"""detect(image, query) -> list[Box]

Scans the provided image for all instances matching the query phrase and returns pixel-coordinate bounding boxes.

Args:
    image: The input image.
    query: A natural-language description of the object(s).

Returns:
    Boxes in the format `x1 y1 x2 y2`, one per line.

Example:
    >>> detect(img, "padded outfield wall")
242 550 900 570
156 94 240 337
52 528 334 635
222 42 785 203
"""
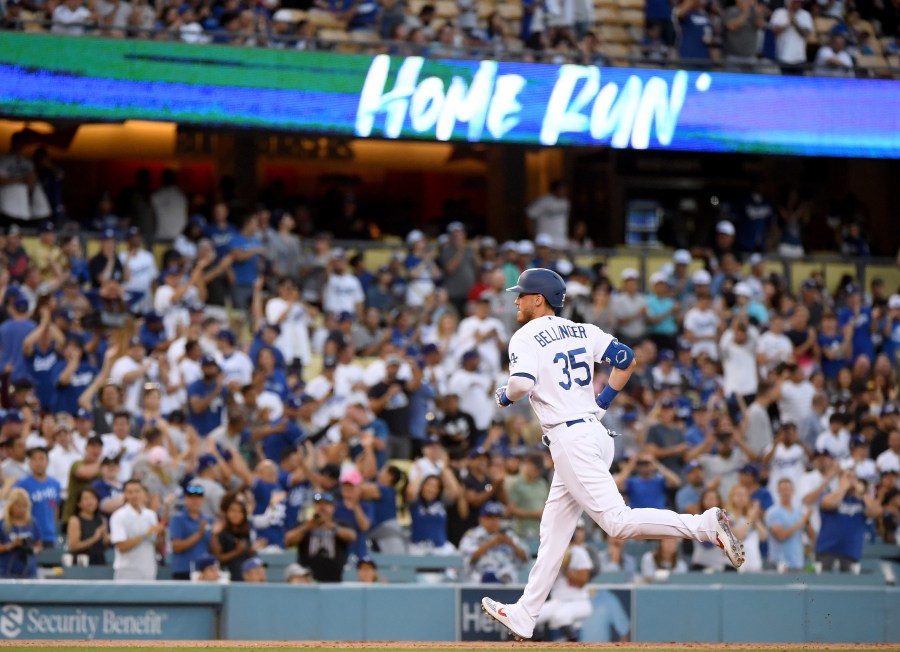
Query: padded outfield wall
0 581 897 643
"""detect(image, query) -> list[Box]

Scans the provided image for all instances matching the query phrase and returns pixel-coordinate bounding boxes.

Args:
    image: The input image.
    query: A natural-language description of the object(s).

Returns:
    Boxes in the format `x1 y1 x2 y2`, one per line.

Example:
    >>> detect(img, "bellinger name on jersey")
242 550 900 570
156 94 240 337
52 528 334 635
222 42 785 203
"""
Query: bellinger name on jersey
533 324 588 347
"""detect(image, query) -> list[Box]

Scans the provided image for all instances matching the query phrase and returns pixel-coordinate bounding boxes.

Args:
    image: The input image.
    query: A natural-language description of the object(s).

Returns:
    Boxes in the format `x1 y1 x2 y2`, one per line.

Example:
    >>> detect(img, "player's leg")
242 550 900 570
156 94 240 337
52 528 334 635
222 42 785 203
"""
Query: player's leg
482 466 582 639
554 423 743 566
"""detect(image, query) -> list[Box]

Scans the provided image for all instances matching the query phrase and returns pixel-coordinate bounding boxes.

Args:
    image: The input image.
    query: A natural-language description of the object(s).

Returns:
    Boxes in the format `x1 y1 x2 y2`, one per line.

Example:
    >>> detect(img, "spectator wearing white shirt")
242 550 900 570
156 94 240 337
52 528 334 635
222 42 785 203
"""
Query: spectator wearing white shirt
118 227 158 313
770 0 813 72
757 314 793 377
322 249 364 317
110 337 151 415
682 270 720 360
815 413 851 460
454 297 507 375
447 350 495 432
876 430 900 473
814 34 854 77
96 0 132 35
265 277 312 370
48 426 83 501
762 421 810 494
0 133 39 224
215 330 253 390
101 412 144 483
51 0 96 35
110 480 164 581
720 318 759 404
778 363 815 430
609 268 648 347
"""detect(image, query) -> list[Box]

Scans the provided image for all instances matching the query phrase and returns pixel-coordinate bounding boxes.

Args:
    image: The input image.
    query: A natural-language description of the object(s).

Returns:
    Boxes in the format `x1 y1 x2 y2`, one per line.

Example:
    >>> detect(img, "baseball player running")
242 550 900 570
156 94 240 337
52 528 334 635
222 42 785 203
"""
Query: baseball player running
482 268 744 640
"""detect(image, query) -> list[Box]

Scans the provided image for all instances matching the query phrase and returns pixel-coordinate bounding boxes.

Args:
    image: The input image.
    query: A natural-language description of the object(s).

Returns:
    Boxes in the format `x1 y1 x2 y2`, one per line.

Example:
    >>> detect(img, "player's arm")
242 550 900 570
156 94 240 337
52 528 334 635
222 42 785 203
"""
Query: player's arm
495 335 537 407
594 338 636 416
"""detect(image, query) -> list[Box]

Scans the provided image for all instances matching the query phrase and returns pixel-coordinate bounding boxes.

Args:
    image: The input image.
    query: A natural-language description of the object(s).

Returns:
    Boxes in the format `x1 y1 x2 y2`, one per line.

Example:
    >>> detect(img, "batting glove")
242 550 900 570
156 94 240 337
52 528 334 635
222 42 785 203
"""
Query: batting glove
495 386 513 408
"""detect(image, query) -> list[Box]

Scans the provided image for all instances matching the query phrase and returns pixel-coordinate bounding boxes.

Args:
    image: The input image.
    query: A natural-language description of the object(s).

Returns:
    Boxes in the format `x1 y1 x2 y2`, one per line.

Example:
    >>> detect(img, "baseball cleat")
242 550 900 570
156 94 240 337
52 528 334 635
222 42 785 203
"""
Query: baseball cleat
714 508 745 569
481 597 530 641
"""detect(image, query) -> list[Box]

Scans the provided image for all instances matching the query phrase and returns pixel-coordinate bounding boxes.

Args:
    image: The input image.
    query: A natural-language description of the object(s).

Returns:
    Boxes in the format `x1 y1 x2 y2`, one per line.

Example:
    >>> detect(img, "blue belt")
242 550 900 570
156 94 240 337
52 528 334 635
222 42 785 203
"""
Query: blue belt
566 418 585 427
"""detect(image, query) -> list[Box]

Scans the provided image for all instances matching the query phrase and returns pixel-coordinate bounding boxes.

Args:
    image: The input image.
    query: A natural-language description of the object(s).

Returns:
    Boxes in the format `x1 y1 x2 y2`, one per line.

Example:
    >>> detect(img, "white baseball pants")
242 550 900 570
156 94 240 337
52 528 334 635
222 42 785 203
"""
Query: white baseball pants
504 417 720 638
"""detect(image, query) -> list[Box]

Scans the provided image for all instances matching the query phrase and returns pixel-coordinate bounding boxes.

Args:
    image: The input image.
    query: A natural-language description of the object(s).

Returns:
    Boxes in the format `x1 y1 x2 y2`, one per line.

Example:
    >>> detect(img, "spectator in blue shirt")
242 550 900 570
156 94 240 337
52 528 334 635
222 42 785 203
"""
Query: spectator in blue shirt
409 471 460 555
736 185 776 254
14 447 61 547
52 338 99 416
251 460 289 550
617 454 682 509
765 478 812 572
204 201 237 259
0 488 43 578
23 305 65 412
646 273 679 352
884 294 900 366
0 292 37 382
278 447 311 532
816 469 883 572
817 312 850 381
363 464 408 554
169 484 212 580
187 356 228 437
261 396 306 463
838 284 876 364
676 0 712 60
228 213 266 311
334 467 375 560
91 457 125 516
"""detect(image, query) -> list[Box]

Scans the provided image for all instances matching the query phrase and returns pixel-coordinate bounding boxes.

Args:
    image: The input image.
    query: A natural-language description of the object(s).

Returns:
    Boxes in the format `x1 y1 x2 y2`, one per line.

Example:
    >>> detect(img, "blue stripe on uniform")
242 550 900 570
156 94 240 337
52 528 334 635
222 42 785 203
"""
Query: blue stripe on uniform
511 372 536 382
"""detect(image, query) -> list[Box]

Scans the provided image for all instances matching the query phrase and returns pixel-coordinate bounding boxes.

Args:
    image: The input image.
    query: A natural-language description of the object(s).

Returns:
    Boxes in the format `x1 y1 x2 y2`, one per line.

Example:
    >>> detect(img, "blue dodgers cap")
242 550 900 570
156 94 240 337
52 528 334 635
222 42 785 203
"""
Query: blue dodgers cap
845 283 861 295
462 349 480 362
127 226 141 238
197 453 218 472
190 214 207 228
738 464 759 478
660 397 677 409
338 311 354 323
12 296 29 313
421 343 439 356
850 436 868 448
162 266 181 279
480 501 506 517
322 355 338 368
658 349 676 362
195 554 217 571
684 460 702 472
76 408 93 420
216 329 236 345
39 221 55 233
241 557 266 574
423 434 442 447
101 228 116 240
144 311 163 323
3 410 22 424
200 354 219 367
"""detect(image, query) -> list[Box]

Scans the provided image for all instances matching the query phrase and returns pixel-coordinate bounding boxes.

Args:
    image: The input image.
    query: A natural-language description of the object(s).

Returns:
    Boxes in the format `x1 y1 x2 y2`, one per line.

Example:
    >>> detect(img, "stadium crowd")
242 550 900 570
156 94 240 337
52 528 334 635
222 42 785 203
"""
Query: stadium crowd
0 153 897 588
0 0 899 72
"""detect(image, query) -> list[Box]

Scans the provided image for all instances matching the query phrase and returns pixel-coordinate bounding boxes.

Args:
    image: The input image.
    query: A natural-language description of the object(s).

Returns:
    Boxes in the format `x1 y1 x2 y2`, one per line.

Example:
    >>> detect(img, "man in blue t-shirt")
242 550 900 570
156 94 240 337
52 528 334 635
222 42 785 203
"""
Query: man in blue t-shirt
765 478 812 572
618 454 682 510
168 484 212 580
278 448 311 532
883 294 900 367
251 468 289 550
14 448 61 546
260 396 306 463
204 201 237 259
334 468 375 560
837 284 876 364
227 213 267 311
816 469 882 571
187 356 228 437
52 338 98 416
0 293 38 383
676 0 712 60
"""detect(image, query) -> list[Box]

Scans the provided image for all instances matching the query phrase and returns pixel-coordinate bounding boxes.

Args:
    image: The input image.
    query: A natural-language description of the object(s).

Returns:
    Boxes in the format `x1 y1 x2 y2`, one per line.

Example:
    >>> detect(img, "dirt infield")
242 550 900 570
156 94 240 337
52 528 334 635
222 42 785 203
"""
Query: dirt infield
1 642 897 650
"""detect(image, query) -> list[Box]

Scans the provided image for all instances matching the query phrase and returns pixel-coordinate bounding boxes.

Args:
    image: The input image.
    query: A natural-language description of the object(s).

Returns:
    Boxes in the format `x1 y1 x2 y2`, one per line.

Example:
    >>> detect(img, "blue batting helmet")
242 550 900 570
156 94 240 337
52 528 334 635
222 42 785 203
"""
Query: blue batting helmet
506 268 567 308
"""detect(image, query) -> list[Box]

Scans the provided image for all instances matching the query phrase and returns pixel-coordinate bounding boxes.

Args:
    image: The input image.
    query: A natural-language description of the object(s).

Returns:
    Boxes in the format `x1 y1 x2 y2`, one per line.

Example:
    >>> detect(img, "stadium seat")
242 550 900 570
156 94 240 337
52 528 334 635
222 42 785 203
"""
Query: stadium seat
855 54 890 78
435 0 459 18
497 3 523 21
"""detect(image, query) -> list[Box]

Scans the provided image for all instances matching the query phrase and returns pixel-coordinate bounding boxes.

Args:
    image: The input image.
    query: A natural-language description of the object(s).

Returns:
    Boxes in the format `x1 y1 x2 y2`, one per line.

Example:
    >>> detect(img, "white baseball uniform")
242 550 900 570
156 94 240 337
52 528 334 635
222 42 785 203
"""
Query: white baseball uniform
498 314 721 639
